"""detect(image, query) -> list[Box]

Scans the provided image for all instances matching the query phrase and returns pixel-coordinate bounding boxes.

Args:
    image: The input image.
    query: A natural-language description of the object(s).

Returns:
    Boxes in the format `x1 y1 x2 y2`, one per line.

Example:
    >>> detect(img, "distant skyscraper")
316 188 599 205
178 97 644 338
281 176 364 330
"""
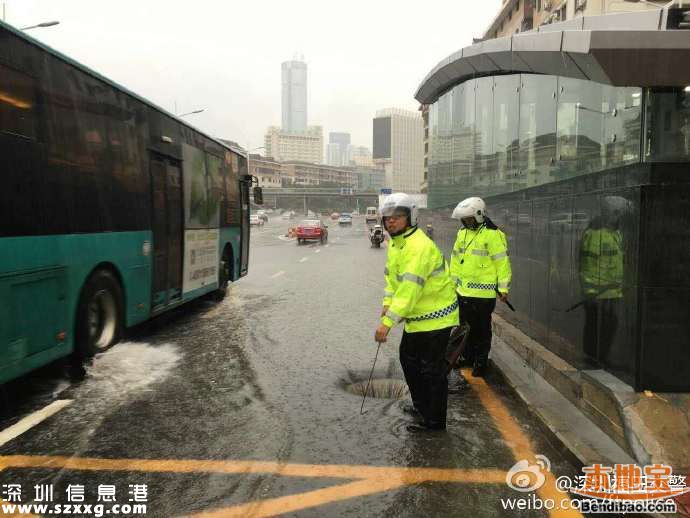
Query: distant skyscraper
327 132 351 166
373 108 424 192
281 60 307 133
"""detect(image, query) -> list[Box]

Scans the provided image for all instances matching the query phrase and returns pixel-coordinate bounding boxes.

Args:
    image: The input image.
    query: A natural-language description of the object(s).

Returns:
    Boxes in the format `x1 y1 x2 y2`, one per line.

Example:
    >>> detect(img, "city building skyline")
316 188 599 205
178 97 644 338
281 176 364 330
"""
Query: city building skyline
372 108 424 193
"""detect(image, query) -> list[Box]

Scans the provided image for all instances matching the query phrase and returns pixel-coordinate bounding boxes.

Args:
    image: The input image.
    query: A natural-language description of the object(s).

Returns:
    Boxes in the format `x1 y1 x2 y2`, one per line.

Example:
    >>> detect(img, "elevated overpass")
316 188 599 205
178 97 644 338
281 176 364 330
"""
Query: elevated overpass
255 188 379 215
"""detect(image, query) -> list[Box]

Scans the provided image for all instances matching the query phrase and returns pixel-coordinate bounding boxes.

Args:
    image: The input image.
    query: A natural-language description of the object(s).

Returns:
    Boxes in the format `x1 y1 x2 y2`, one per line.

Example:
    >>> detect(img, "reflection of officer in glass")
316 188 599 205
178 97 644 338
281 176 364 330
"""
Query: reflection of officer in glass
579 196 630 366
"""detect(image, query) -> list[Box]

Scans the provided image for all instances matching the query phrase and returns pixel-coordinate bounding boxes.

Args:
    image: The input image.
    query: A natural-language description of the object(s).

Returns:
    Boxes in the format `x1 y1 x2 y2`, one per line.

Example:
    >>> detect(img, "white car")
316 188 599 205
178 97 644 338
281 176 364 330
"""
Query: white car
365 206 378 224
250 214 263 226
338 213 353 225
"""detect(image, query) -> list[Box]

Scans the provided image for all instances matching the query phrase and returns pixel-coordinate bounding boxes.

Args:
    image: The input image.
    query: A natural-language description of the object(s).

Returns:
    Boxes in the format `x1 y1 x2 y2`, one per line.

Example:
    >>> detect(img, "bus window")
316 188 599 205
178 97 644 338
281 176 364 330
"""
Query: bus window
0 64 36 139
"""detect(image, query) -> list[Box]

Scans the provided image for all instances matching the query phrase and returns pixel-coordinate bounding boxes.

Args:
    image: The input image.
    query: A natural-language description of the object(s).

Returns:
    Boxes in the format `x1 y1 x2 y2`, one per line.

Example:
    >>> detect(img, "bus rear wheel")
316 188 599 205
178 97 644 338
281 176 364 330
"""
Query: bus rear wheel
212 248 232 301
75 270 123 359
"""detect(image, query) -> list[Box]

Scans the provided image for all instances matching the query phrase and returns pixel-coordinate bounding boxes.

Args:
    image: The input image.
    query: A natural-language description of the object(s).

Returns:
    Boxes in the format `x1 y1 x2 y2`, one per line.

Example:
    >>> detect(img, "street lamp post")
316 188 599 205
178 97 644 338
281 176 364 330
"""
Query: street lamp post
177 109 205 118
20 20 59 30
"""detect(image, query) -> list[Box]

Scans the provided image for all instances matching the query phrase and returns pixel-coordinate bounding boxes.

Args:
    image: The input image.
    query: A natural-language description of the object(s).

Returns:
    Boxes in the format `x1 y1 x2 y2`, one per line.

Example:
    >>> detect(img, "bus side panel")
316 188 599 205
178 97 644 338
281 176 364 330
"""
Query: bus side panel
60 232 153 329
0 231 152 380
219 227 242 282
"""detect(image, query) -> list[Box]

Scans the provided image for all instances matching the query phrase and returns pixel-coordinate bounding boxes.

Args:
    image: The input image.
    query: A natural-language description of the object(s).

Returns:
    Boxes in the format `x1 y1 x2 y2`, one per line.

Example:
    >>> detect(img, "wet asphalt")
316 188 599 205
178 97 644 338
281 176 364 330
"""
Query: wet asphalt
0 216 588 517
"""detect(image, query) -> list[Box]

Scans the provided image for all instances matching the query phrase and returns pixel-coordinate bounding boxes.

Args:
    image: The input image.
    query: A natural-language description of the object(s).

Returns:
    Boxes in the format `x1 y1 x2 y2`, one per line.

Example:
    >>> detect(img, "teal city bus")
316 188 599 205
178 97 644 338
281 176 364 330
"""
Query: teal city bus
0 21 260 383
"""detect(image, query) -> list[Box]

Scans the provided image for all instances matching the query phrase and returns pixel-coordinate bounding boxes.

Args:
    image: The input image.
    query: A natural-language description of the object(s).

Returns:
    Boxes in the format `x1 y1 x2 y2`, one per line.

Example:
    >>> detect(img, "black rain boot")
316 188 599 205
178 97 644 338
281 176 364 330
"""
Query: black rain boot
406 421 446 433
472 359 488 377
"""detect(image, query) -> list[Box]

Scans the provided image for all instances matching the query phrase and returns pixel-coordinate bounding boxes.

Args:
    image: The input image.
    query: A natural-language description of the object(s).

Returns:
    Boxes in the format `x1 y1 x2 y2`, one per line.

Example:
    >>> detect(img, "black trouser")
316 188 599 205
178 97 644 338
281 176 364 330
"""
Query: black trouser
458 296 496 365
399 326 452 427
583 298 619 365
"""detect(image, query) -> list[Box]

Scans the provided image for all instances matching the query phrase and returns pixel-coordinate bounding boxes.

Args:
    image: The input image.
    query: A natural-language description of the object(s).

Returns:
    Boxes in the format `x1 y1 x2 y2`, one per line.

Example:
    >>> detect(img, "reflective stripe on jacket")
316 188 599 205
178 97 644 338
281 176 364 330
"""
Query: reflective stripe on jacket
381 227 459 332
580 227 623 299
449 225 512 299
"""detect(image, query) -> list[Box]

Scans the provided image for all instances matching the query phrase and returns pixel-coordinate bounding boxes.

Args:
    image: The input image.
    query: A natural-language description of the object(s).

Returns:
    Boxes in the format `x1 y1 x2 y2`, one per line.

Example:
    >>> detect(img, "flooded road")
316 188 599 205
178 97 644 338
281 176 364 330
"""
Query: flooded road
0 216 585 517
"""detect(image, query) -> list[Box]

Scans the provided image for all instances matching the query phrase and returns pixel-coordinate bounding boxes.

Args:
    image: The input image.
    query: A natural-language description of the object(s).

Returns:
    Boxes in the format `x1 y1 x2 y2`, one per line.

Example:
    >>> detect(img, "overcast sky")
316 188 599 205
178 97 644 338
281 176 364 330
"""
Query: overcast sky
5 0 501 153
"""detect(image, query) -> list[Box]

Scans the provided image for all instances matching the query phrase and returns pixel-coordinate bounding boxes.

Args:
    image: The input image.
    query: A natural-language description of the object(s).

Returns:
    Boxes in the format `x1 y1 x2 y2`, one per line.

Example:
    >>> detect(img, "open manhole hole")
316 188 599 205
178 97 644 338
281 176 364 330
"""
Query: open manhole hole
345 378 409 399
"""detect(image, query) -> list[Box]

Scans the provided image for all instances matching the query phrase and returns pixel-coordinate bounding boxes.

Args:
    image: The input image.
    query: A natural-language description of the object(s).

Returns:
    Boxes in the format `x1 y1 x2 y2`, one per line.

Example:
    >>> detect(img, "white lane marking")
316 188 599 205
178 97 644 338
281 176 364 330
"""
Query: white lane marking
299 257 309 263
271 270 286 279
315 249 321 254
0 399 72 447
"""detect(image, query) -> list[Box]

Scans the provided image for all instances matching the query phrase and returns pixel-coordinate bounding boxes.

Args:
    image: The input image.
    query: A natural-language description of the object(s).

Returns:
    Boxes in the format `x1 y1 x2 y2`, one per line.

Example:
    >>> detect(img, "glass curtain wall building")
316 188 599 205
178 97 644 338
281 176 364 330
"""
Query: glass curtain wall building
418 8 690 392
428 75 652 207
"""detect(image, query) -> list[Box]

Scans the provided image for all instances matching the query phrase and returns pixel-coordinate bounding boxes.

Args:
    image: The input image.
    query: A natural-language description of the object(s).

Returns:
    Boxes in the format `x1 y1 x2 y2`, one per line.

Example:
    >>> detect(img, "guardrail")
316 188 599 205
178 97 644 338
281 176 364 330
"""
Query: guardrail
261 188 379 195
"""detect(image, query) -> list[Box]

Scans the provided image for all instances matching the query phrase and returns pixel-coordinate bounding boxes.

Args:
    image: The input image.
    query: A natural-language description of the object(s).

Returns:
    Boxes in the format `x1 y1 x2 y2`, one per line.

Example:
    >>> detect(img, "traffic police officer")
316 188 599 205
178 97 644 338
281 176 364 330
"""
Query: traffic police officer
375 193 459 432
579 196 628 365
449 197 512 377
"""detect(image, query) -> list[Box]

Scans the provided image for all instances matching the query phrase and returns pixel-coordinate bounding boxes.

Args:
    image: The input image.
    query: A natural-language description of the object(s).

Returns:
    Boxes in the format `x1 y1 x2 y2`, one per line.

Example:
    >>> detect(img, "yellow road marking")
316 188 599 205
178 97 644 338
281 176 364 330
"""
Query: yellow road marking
196 478 407 518
0 371 584 516
0 455 507 516
0 455 503 483
465 370 583 518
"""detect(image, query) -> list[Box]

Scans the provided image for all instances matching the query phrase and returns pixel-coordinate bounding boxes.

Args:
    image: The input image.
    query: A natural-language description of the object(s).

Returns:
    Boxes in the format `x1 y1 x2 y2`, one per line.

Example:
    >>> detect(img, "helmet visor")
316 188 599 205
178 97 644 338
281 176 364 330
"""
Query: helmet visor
379 204 408 218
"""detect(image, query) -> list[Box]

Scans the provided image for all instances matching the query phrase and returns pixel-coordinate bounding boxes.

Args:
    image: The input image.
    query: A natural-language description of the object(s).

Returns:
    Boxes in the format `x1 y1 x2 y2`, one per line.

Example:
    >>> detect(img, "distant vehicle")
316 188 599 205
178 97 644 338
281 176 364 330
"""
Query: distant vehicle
351 210 360 216
250 214 264 226
296 219 328 245
256 210 268 222
281 211 295 220
338 213 353 225
365 206 378 224
331 212 340 221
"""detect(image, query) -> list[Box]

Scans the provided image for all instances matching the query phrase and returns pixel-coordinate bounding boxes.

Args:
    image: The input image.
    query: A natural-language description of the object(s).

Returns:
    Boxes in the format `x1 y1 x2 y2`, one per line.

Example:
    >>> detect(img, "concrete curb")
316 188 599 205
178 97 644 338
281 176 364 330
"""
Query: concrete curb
490 334 636 468
492 314 690 471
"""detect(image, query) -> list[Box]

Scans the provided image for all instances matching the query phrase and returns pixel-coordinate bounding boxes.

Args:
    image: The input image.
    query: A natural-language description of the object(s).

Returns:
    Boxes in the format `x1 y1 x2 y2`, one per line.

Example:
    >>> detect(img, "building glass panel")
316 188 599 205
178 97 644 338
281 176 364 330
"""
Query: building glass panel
438 90 453 188
452 83 474 202
519 74 557 190
427 74 645 208
493 75 520 192
603 86 641 168
645 87 690 162
474 77 494 198
556 77 606 180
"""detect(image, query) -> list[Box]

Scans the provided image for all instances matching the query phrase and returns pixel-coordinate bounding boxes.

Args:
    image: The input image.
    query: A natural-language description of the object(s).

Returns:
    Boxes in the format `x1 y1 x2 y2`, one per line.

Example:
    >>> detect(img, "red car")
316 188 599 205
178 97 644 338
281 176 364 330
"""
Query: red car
296 219 328 245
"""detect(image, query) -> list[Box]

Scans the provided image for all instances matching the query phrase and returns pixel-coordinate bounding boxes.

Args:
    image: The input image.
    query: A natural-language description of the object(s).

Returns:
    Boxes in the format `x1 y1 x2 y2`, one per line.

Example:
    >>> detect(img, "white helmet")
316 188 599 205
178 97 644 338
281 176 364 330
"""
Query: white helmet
603 195 632 215
452 197 486 223
379 192 418 227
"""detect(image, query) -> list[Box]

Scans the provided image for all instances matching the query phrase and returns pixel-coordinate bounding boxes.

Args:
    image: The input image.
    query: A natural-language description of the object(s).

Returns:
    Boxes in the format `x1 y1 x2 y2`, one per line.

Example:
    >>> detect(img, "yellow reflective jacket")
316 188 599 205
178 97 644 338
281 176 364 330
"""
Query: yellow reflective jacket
449 224 512 298
580 227 623 299
381 227 459 333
